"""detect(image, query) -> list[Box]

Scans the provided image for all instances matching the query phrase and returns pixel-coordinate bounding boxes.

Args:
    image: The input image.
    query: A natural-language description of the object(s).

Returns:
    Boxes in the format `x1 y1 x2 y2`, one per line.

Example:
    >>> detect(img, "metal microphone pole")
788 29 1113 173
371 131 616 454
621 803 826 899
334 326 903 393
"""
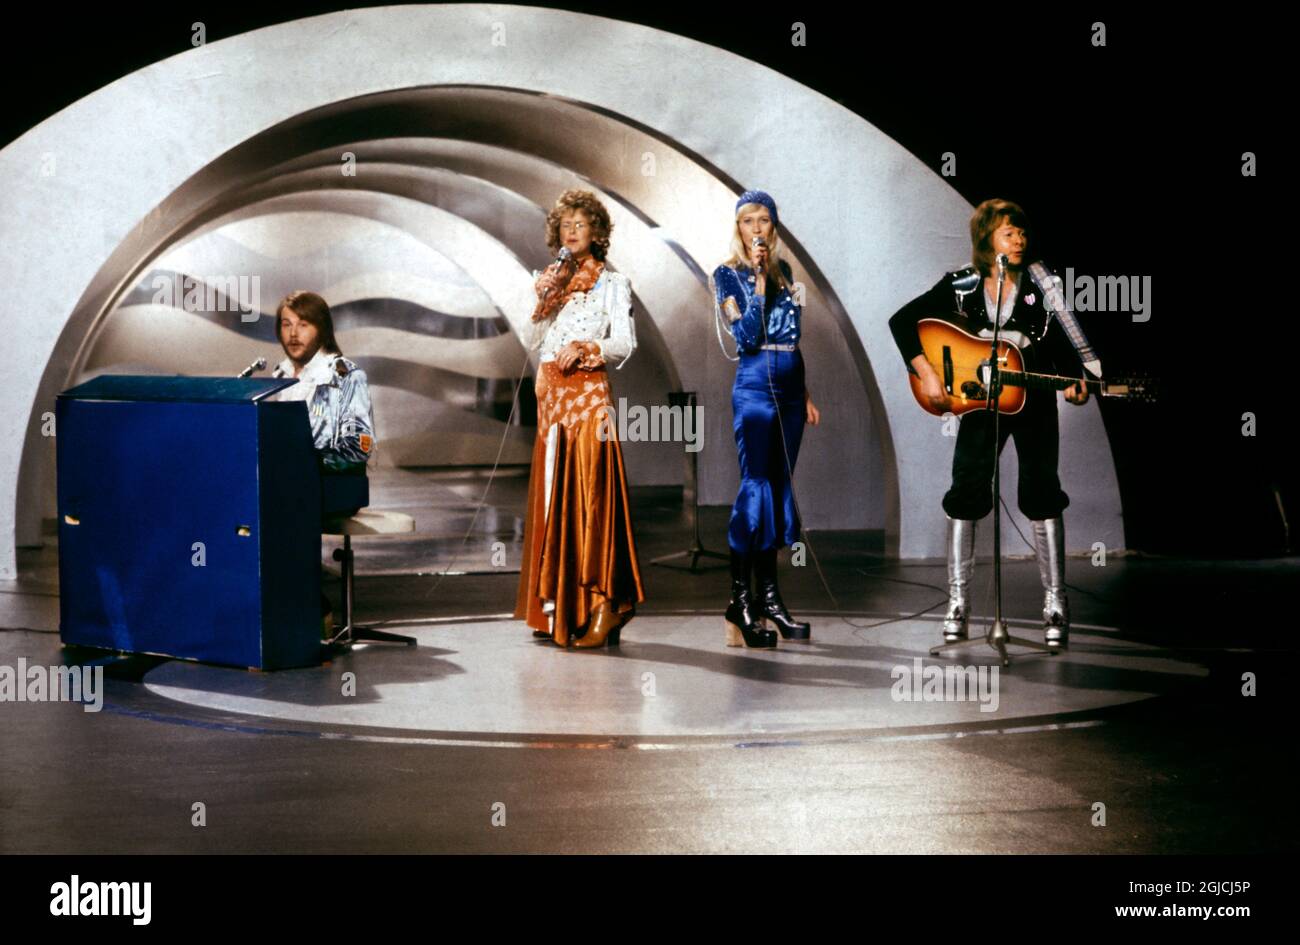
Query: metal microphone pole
930 254 1055 666
651 390 728 572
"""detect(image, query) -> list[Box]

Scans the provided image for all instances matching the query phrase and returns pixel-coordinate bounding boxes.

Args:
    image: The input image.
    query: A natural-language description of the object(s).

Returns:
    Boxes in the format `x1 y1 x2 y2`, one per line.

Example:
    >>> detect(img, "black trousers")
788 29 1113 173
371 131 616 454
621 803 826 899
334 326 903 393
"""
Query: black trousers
942 388 1069 521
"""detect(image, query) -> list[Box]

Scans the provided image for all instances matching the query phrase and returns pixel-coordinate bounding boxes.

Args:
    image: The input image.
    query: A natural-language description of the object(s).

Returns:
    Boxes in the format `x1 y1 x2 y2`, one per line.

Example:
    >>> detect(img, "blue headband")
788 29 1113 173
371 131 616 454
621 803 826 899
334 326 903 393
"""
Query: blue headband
735 190 779 228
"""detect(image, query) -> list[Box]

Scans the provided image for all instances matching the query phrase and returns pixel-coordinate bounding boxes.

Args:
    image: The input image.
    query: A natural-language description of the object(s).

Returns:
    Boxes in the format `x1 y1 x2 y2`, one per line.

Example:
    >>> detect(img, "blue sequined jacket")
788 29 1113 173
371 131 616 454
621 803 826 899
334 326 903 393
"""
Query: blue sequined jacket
712 260 801 353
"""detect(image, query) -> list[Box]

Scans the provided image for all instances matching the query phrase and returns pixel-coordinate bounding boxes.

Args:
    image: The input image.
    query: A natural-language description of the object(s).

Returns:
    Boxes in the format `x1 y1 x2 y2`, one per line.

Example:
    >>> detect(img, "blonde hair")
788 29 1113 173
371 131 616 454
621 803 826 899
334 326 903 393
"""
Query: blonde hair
723 201 791 292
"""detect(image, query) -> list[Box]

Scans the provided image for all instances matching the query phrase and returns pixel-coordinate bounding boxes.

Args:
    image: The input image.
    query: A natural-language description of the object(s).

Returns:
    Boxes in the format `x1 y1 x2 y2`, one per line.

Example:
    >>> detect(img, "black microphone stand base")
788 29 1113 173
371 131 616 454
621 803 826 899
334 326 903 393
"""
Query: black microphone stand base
929 618 1057 667
650 543 730 573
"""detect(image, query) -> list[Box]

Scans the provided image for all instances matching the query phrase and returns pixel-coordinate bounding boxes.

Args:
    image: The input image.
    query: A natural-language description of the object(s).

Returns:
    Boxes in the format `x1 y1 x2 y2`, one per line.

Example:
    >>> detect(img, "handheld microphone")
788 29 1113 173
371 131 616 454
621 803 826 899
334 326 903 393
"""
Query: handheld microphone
238 357 266 378
540 246 573 302
751 236 768 274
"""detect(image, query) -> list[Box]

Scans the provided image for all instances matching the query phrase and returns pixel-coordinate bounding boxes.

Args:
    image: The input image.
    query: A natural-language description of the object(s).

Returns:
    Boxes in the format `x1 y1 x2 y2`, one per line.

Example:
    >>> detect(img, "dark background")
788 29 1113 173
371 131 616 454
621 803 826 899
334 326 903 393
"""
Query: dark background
4 4 1288 556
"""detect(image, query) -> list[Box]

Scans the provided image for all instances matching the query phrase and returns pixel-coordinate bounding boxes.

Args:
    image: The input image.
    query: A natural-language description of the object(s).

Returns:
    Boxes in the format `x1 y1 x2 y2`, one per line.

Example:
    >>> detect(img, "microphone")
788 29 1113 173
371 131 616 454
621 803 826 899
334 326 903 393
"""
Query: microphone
540 246 573 302
996 253 1008 274
548 245 573 274
751 236 768 274
238 357 266 378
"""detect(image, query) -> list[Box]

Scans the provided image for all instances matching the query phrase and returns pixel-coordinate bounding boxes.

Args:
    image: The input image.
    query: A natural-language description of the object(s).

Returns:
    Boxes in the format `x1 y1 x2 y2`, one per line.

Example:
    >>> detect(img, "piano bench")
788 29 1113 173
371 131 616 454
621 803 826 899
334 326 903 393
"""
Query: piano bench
321 510 416 647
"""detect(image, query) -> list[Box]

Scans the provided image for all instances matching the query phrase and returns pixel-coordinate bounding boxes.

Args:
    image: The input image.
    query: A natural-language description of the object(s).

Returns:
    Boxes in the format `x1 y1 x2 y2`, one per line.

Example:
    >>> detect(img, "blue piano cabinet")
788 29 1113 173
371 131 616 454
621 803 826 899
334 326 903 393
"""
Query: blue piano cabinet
55 376 323 670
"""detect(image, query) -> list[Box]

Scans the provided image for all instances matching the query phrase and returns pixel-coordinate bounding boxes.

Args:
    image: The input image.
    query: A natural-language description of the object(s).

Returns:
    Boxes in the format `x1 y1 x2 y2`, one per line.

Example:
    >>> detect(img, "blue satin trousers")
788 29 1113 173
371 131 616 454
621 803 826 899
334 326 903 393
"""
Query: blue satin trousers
728 349 806 553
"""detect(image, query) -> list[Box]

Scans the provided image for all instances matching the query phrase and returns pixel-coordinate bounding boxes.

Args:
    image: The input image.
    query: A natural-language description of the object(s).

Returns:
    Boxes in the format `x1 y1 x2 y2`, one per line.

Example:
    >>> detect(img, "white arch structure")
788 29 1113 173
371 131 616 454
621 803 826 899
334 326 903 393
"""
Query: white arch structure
0 5 1122 579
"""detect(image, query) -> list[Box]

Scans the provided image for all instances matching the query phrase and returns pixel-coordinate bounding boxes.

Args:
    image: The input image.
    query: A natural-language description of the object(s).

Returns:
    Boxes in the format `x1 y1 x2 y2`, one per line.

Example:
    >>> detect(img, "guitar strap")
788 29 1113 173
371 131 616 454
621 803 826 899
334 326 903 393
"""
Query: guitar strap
949 266 981 312
1028 262 1103 378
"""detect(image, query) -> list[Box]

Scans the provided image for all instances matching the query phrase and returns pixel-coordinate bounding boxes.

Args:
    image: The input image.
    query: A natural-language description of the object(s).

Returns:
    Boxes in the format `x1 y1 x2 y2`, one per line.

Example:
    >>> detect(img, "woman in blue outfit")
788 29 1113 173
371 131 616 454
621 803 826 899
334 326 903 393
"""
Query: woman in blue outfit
711 190 820 648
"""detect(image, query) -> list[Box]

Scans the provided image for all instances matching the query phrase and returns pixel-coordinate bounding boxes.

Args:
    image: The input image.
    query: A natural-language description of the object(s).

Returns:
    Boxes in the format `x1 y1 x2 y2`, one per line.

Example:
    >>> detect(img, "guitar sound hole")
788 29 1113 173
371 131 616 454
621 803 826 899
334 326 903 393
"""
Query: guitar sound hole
961 381 987 400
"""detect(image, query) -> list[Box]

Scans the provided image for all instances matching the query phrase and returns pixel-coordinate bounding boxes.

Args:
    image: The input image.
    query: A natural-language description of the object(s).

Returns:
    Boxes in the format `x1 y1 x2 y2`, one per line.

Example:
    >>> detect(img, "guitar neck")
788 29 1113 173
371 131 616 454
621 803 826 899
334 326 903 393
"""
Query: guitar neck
999 370 1150 400
998 370 1093 392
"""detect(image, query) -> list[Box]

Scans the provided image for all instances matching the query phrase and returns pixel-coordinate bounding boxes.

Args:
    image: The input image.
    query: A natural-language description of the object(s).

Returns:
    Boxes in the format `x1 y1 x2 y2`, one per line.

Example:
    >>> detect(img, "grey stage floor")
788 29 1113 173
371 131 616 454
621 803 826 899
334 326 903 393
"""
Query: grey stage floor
1 468 1296 853
135 617 1203 740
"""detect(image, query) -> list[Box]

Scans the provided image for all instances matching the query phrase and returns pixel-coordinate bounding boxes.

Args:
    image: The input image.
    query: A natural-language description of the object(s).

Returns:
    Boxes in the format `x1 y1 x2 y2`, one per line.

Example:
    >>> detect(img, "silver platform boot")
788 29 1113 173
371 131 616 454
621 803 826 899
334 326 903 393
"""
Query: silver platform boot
1032 517 1069 648
943 517 977 642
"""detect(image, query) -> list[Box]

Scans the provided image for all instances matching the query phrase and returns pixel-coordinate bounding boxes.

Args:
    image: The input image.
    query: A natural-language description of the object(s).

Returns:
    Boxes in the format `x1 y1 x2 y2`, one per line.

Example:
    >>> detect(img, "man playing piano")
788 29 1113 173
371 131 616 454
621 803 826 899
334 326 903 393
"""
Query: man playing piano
270 290 376 636
271 290 375 478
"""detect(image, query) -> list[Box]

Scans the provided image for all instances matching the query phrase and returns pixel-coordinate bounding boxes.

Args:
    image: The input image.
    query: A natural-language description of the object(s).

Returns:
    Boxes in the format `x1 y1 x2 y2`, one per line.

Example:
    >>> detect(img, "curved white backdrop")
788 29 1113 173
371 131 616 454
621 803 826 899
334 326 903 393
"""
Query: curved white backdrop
0 4 1122 578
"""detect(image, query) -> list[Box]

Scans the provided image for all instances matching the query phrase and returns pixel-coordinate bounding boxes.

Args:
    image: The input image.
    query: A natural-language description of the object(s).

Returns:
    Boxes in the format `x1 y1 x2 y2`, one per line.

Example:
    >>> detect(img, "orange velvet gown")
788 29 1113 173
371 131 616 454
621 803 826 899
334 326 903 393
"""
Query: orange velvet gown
514 268 645 645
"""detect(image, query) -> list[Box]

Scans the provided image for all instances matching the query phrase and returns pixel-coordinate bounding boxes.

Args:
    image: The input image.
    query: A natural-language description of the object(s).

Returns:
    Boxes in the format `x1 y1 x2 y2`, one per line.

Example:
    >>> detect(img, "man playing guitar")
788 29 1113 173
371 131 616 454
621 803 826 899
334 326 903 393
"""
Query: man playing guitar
888 199 1096 648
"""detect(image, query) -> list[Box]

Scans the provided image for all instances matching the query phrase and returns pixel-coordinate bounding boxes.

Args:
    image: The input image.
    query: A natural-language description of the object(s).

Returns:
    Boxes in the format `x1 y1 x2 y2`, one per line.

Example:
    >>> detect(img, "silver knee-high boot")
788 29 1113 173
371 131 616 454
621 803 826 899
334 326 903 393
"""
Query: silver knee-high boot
1032 517 1069 648
943 517 977 642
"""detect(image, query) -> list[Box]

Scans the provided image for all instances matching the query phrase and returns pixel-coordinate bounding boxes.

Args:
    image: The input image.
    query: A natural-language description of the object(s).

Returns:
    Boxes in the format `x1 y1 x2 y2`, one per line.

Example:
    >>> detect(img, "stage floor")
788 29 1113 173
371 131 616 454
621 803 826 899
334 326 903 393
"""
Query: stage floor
1 469 1296 853
136 615 1204 745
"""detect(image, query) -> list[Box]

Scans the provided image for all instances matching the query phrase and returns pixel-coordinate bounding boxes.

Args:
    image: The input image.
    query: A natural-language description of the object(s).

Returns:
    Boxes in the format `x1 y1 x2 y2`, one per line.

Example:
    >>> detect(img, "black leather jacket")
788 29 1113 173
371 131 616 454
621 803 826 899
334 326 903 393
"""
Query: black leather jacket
888 262 1082 376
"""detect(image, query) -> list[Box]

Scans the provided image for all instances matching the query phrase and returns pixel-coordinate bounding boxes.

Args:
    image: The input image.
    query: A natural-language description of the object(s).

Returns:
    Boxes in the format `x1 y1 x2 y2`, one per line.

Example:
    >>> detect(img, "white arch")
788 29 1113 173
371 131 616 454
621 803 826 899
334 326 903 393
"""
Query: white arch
0 5 1122 577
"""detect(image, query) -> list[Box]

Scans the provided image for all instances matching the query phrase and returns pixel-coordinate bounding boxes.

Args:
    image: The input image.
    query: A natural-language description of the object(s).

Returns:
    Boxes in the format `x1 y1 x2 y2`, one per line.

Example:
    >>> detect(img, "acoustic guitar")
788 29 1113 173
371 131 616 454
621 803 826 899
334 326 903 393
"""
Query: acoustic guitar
908 318 1155 417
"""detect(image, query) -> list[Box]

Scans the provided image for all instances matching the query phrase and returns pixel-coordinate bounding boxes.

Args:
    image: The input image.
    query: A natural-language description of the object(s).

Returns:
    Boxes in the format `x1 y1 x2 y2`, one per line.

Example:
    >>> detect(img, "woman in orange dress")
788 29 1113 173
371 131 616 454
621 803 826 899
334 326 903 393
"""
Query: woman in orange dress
514 190 644 648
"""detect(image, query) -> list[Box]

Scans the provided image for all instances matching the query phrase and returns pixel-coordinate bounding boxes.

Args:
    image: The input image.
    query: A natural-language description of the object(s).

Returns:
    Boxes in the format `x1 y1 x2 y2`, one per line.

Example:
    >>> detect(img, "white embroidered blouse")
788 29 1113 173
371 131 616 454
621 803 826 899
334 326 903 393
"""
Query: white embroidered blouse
531 269 637 369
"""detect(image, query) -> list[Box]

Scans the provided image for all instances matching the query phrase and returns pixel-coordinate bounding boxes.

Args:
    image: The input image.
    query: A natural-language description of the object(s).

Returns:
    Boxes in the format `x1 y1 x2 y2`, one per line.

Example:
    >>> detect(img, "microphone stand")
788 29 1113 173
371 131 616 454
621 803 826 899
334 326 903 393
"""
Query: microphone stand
929 257 1055 667
237 357 266 378
651 390 729 572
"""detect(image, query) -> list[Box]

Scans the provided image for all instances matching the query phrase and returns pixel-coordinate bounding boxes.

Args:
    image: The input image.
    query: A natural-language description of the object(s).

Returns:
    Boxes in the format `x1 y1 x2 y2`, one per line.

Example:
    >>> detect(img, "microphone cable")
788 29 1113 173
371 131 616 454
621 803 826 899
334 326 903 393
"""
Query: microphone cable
356 280 555 628
740 252 948 639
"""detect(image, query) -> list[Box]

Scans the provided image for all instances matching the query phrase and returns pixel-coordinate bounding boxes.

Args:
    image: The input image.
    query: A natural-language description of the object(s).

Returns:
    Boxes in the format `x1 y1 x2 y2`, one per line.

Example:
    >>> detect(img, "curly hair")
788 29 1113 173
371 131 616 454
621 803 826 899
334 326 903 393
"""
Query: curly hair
544 189 613 261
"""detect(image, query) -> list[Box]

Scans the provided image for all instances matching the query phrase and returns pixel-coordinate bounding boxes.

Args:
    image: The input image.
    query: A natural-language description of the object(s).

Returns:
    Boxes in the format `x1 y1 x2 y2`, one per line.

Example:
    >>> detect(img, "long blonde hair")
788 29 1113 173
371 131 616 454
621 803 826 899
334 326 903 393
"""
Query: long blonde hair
723 202 791 292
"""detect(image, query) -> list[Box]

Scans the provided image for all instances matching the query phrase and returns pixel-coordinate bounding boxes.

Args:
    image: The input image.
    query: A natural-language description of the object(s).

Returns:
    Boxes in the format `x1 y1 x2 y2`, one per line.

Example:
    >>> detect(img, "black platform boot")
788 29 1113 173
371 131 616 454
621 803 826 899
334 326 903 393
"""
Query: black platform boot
755 548 811 641
725 550 777 648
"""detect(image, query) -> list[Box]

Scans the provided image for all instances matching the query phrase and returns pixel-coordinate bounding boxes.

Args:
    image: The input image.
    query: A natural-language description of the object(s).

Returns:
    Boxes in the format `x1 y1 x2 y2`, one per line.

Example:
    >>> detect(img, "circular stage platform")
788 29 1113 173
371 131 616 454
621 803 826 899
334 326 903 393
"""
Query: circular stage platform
138 614 1208 748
